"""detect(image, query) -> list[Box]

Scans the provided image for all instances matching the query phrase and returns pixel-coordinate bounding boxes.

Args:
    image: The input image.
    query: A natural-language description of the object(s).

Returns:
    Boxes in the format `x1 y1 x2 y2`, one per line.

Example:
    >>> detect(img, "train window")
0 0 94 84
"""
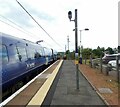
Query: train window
40 48 44 56
0 44 8 64
34 52 41 58
17 47 27 61
27 48 35 59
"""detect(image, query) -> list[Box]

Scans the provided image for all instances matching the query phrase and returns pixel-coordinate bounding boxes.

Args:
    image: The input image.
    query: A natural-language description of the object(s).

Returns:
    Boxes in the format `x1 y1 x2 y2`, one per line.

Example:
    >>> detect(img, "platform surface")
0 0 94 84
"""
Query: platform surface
50 60 107 106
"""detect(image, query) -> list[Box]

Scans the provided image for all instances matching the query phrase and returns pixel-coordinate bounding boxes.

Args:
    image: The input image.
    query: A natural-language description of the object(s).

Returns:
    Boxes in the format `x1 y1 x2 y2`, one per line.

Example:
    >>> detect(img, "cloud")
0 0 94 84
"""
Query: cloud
0 0 119 52
29 9 55 22
0 0 55 29
0 0 32 28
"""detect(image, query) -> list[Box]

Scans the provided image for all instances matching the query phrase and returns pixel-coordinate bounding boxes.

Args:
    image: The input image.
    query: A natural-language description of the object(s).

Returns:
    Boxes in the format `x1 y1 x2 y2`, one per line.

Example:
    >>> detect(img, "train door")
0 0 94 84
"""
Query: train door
1 43 27 89
0 44 9 87
34 46 46 67
26 47 35 69
16 45 28 71
43 47 49 65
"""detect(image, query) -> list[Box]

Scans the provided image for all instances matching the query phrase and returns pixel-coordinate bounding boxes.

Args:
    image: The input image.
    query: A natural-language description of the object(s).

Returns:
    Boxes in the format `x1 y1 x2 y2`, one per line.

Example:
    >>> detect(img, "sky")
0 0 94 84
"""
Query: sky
0 0 119 52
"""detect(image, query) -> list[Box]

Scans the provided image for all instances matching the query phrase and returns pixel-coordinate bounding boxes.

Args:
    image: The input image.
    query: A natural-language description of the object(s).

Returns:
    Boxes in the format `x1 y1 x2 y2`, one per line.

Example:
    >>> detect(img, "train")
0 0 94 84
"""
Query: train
0 32 58 99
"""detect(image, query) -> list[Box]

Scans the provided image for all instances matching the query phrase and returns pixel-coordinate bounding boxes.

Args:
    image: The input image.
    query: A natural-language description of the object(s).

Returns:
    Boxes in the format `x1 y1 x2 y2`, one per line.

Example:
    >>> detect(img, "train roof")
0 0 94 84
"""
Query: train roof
0 32 42 47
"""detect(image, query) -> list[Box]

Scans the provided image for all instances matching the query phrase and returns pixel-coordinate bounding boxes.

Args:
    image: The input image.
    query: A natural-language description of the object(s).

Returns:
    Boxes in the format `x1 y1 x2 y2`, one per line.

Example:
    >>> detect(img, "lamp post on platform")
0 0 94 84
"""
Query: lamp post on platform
68 9 79 90
79 28 89 64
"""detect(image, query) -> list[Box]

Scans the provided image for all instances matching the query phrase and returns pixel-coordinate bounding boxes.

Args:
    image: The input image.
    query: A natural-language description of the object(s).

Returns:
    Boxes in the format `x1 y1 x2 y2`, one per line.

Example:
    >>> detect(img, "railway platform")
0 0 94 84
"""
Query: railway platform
43 60 107 106
3 60 109 106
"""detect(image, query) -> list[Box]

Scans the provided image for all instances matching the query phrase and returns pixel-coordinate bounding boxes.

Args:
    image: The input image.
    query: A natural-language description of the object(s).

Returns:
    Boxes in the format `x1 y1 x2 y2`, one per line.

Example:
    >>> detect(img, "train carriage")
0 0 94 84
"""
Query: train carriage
0 32 57 100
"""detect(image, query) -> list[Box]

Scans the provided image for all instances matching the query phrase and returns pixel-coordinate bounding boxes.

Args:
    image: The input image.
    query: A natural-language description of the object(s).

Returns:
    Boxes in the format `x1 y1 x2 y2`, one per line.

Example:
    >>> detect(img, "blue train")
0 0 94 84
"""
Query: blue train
0 32 58 98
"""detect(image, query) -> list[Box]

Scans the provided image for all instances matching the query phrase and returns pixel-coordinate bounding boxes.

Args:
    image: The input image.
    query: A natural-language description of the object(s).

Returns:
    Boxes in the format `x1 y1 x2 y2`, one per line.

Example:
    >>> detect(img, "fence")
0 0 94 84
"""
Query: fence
84 56 120 83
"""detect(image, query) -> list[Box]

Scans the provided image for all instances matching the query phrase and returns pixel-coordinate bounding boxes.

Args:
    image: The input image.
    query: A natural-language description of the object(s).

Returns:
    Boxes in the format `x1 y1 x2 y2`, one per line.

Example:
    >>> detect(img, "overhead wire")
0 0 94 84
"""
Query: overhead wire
16 0 63 49
0 15 39 39
0 15 52 47
0 19 28 35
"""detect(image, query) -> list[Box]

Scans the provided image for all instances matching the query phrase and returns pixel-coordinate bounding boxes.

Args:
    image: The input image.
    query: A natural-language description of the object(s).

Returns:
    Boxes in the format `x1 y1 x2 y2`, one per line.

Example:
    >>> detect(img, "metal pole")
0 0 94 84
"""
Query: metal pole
65 45 66 52
67 36 69 51
79 30 82 64
116 55 120 83
100 54 102 73
68 9 79 90
67 36 70 60
75 9 79 90
90 54 92 68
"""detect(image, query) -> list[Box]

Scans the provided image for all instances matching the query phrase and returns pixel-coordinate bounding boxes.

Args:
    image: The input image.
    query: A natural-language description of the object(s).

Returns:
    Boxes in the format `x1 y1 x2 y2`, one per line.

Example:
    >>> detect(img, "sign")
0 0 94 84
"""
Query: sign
75 60 78 64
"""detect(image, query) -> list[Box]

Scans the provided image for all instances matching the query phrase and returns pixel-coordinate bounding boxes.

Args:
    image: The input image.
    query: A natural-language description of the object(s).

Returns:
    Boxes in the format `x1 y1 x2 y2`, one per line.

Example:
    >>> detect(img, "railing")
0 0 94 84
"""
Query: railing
84 57 120 83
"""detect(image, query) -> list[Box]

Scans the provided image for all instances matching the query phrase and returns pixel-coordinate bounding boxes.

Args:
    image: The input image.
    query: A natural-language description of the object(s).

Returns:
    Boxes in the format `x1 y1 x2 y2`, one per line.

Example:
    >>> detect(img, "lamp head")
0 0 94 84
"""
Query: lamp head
84 28 89 31
68 11 72 21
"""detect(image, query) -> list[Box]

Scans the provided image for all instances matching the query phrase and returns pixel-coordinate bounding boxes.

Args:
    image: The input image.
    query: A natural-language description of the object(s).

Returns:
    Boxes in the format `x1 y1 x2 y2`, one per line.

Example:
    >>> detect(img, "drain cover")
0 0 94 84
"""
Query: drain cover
98 88 113 93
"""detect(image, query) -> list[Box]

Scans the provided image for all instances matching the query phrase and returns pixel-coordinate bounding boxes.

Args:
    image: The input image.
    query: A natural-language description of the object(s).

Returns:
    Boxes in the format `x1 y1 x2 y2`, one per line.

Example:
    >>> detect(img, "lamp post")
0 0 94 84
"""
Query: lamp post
67 36 70 51
67 36 70 60
79 28 89 64
68 9 79 90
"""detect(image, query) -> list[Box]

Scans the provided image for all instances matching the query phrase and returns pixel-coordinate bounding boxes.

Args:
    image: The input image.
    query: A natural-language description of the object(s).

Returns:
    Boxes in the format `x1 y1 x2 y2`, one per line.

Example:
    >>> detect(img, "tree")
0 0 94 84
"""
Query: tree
92 46 105 58
82 48 92 59
66 50 70 54
70 51 75 60
105 47 114 54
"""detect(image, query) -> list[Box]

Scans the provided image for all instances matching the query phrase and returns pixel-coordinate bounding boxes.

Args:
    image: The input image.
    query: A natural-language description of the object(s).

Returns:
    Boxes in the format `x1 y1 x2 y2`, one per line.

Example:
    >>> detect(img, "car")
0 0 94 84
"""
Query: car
102 54 120 64
108 60 120 68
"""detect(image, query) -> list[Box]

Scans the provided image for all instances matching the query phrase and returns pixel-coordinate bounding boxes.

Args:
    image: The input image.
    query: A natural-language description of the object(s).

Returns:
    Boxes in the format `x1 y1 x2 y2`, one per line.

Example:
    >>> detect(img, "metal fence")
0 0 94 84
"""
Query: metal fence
88 56 120 83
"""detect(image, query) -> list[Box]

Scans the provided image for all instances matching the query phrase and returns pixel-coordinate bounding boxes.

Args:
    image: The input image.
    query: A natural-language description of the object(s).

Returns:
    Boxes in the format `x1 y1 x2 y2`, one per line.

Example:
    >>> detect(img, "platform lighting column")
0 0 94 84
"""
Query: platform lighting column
79 28 89 64
79 30 82 64
116 55 120 83
67 36 70 59
68 9 79 90
65 45 66 52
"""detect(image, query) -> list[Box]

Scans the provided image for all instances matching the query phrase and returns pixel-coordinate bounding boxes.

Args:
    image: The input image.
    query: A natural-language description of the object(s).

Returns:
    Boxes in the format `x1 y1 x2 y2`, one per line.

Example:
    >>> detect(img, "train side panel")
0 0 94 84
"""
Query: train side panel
44 47 53 65
0 33 46 91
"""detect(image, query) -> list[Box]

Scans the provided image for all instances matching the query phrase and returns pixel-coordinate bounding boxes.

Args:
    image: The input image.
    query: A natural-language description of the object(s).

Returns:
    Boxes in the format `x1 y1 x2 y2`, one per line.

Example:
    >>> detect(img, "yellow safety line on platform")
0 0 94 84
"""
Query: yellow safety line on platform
27 60 63 106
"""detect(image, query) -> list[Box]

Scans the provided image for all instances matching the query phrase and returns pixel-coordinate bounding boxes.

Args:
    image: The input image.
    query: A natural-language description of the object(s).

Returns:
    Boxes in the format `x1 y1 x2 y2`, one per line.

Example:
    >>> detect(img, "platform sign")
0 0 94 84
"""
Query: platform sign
75 60 78 64
75 53 78 57
75 53 79 64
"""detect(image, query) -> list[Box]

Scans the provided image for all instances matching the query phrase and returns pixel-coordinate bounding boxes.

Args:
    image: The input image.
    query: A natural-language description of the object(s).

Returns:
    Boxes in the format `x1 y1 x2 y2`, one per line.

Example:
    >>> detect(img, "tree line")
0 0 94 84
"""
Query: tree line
65 46 119 60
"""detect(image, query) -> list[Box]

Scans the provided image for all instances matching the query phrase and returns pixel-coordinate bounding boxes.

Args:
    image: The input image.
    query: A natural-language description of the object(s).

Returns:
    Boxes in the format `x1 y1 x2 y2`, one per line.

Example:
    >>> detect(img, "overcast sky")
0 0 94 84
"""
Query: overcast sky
0 0 119 52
